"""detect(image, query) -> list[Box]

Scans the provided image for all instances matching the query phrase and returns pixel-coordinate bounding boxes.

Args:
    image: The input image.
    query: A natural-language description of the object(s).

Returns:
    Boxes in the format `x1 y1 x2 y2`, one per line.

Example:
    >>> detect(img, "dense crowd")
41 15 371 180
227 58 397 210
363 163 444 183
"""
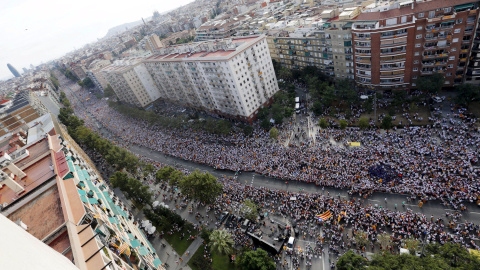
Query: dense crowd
65 85 480 211
58 84 480 269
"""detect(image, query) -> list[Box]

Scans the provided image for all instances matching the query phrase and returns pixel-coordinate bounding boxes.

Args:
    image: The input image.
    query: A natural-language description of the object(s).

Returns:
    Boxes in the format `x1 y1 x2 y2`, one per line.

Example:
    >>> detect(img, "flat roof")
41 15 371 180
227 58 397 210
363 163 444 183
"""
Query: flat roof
7 186 64 240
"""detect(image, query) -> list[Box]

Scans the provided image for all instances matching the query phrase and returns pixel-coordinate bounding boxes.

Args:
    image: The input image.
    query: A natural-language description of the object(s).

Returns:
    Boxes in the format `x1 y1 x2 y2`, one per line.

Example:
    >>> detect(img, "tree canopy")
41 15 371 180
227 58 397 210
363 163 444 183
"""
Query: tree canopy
238 248 276 270
178 170 223 204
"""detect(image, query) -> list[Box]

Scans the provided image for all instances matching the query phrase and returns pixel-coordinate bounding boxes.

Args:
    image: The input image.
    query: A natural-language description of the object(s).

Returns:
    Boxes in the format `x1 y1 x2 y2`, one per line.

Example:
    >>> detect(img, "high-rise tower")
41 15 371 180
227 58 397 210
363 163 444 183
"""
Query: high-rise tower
7 64 21 78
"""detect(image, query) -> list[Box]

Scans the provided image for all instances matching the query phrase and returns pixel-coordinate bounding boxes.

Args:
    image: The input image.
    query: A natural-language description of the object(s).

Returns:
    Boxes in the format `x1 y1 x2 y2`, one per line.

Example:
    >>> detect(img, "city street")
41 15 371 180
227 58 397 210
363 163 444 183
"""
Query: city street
44 74 480 270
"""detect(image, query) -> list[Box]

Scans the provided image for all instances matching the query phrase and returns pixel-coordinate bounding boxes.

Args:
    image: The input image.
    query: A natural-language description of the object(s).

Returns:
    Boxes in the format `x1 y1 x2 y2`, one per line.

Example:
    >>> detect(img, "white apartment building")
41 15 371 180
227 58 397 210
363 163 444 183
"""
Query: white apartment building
143 35 279 122
101 58 161 108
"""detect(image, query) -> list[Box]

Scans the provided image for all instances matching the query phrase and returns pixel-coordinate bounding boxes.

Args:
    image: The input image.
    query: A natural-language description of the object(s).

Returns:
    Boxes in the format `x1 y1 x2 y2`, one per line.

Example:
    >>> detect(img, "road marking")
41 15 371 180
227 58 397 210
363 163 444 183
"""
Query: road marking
468 212 480 215
369 199 380 202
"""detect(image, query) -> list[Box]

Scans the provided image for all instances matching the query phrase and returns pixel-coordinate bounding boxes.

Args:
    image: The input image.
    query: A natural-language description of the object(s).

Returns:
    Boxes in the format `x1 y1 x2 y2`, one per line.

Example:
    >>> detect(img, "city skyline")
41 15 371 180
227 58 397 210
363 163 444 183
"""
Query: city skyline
0 0 194 80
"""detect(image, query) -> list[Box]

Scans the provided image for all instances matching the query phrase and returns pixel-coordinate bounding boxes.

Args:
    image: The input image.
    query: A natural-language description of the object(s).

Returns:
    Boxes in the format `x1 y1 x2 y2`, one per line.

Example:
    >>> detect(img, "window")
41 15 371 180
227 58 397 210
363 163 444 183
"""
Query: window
429 11 435 18
457 19 463 24
454 28 461 34
416 34 422 39
415 43 421 47
448 64 453 68
415 52 420 56
446 73 452 76
401 16 407 23
453 38 459 43
418 13 424 18
412 83 417 86
413 76 417 79
417 26 423 30
444 7 451 13
386 18 397 25
452 48 457 52
449 56 455 60
413 67 418 71
414 60 419 64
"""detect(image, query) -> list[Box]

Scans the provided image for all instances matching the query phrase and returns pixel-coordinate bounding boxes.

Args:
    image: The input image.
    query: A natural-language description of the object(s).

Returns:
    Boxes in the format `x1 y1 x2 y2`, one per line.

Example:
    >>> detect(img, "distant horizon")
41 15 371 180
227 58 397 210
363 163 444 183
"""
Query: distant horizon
0 0 195 80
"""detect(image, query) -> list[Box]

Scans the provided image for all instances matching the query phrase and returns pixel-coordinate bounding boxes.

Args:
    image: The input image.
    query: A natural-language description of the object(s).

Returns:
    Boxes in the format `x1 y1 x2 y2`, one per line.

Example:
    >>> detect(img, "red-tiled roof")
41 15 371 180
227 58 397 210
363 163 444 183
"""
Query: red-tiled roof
0 100 10 105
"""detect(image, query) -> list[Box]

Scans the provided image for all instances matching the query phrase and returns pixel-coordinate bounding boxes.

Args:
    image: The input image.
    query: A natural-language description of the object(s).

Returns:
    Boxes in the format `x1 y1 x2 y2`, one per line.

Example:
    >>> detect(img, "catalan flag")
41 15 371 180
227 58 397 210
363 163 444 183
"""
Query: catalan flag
316 210 333 222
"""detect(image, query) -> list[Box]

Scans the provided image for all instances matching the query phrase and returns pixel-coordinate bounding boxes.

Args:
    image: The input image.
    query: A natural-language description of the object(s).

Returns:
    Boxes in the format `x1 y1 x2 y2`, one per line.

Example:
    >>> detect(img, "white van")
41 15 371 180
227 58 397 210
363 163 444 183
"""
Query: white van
295 97 300 103
286 237 295 251
295 103 300 114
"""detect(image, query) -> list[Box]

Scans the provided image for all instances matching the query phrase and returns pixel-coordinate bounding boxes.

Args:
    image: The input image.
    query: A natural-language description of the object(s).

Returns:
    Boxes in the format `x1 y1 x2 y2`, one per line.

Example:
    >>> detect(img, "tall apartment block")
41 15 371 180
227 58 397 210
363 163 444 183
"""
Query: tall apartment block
0 111 164 269
143 35 279 122
267 12 356 79
352 0 480 89
102 58 161 108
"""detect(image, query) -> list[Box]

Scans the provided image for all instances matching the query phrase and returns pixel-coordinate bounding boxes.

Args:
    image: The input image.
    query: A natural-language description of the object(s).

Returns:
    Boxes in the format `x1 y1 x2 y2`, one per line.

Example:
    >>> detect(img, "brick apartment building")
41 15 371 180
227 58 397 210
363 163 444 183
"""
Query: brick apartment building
352 0 480 90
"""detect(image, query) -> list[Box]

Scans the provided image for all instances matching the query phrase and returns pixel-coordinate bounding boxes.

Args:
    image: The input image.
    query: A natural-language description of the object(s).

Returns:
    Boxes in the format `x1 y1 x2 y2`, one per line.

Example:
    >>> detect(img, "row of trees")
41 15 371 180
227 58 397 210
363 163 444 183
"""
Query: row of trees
78 77 95 89
337 243 480 270
49 72 60 90
58 97 140 172
63 68 79 82
110 171 152 207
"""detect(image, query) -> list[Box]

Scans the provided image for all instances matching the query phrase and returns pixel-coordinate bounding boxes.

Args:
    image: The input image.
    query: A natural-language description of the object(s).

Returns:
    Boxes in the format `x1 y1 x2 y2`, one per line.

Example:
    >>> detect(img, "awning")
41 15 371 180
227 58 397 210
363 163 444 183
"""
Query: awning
88 197 99 204
78 189 87 196
343 22 353 29
153 258 162 268
127 233 135 240
138 246 150 256
103 192 113 202
130 239 141 248
109 217 119 224
80 196 88 203
441 20 455 24
78 181 85 188
455 3 474 11
323 23 331 28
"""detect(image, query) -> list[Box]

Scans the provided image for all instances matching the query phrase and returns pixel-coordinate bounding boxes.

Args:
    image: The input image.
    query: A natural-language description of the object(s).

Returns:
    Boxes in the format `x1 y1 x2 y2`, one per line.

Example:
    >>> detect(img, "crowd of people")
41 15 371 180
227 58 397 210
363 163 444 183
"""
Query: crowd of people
59 77 480 266
66 85 480 211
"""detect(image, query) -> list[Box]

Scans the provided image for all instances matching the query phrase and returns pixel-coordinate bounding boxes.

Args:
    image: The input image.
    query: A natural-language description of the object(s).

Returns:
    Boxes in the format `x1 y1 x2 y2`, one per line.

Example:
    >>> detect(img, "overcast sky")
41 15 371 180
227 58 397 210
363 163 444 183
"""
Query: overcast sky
0 0 194 80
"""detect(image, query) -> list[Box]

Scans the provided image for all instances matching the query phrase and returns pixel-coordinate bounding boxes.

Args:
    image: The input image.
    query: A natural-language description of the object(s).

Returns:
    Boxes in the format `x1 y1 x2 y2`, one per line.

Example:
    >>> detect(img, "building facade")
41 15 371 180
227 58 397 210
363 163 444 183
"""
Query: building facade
102 58 161 108
352 0 480 90
144 35 279 121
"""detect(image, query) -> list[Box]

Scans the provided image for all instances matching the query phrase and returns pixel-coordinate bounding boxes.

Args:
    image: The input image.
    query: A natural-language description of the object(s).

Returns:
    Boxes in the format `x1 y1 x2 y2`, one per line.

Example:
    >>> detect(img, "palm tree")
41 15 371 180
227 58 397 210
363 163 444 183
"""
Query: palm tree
377 233 392 250
209 229 234 255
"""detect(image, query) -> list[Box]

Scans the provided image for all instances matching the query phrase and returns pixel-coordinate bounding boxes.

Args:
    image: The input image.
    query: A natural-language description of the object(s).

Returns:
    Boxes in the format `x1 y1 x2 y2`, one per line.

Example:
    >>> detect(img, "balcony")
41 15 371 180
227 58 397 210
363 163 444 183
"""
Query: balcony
381 49 406 55
423 53 448 59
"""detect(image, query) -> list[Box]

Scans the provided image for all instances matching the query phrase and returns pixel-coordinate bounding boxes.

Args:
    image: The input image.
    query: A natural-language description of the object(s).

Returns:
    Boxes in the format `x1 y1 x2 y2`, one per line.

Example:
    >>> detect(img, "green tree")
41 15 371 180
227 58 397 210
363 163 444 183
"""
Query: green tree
168 170 184 186
273 113 284 125
358 117 369 129
82 77 95 88
456 83 480 105
238 248 276 270
339 119 348 129
241 199 258 220
155 166 175 183
144 163 155 174
278 67 293 81
381 115 393 130
110 171 130 192
103 84 116 98
417 73 445 94
260 118 271 130
336 250 367 270
319 118 329 129
269 127 279 140
242 125 254 137
209 229 234 255
178 170 223 204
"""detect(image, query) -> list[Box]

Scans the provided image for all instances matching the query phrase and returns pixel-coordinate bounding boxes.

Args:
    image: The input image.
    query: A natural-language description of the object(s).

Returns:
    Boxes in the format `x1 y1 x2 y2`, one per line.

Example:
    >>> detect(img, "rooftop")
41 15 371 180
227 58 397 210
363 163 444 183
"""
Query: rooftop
7 186 64 240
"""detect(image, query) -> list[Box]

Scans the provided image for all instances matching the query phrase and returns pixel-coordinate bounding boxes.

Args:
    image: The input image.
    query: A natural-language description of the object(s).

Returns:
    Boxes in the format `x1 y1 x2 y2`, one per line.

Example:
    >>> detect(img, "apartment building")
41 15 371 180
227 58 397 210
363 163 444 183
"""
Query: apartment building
0 113 164 270
352 0 480 89
145 34 165 53
102 58 161 108
267 19 354 79
195 15 248 41
86 59 111 93
143 35 279 122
